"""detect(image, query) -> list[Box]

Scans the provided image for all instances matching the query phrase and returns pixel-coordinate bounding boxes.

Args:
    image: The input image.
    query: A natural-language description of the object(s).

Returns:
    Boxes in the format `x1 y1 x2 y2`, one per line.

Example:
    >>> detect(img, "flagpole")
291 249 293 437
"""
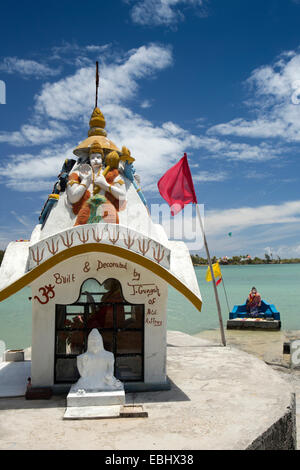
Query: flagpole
221 275 231 315
196 204 226 346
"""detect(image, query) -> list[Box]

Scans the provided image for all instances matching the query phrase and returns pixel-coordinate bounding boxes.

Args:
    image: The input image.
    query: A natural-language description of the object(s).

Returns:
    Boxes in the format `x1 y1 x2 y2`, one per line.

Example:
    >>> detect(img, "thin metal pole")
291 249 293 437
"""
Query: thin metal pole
221 274 231 314
196 204 226 346
95 61 99 108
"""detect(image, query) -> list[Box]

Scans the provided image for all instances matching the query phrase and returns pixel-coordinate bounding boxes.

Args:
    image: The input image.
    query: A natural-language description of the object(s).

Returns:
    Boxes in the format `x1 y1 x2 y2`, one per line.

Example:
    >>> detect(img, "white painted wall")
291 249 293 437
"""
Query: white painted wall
0 242 30 290
30 252 168 388
169 241 201 297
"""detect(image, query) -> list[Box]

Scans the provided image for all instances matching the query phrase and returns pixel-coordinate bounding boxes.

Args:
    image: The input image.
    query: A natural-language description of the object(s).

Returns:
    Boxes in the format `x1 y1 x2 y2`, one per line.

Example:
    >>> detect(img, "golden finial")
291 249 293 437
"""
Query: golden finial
89 107 106 130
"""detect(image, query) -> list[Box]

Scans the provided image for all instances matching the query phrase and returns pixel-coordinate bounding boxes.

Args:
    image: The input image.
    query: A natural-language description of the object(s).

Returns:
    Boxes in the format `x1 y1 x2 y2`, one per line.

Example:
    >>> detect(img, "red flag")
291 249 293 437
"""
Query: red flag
157 153 197 215
216 277 222 286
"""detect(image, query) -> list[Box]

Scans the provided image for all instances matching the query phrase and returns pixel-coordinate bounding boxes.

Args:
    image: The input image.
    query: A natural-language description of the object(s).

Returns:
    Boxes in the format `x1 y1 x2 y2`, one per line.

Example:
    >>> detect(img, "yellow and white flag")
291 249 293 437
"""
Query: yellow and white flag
206 262 222 283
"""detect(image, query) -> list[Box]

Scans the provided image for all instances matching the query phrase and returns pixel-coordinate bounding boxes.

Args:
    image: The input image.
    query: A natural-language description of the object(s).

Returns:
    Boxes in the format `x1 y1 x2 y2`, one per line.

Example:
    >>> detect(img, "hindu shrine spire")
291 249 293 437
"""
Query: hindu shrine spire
73 62 120 156
88 62 106 137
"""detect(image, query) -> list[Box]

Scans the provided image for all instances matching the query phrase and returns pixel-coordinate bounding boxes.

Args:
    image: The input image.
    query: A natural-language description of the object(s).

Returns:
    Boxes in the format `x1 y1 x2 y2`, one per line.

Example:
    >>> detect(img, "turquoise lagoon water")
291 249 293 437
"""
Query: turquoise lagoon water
0 264 299 349
168 264 300 334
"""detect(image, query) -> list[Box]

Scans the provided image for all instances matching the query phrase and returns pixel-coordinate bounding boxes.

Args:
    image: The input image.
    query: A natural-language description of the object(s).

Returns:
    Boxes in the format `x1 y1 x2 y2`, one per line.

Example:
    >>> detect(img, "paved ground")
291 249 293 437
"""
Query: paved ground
0 331 294 450
195 328 300 364
197 328 300 448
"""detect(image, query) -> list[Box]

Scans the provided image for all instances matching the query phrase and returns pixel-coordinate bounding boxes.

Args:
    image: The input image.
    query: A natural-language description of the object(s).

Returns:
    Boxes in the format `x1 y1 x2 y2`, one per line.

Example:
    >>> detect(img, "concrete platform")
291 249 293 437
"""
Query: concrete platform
67 389 125 408
65 389 125 419
64 405 121 419
0 331 296 450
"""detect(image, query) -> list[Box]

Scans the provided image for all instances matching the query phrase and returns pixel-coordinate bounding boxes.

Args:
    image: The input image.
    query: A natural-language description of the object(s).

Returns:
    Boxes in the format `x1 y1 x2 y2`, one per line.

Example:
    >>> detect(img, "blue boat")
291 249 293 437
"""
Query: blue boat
227 299 281 330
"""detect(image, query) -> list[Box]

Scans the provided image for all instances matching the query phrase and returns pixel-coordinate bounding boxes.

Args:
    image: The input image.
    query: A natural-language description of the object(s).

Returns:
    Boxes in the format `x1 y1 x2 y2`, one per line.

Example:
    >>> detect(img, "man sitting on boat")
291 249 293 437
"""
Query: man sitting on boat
246 287 261 317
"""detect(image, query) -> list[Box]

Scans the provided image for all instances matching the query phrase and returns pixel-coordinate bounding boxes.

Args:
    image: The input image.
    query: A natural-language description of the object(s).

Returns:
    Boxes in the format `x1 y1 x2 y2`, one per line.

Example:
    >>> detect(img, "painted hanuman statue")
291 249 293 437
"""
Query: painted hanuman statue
66 140 126 225
38 63 148 228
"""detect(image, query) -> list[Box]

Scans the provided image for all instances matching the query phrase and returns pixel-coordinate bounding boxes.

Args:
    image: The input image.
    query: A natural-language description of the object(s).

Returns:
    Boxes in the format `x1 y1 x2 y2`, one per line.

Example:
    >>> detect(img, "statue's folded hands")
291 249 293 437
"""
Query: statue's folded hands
94 172 109 190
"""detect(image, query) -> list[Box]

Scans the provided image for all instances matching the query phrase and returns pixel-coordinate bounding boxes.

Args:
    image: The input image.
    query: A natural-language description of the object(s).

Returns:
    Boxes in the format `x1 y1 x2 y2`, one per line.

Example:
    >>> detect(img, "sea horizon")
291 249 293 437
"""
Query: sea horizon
0 263 299 349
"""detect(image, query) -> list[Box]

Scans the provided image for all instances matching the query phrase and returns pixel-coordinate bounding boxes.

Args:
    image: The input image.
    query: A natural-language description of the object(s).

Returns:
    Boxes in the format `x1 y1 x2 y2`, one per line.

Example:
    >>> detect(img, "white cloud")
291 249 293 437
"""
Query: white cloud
1 42 300 257
140 99 152 108
128 0 206 26
274 243 300 258
50 42 111 59
0 227 34 249
0 44 182 193
193 171 227 182
10 211 32 227
106 106 198 186
154 200 300 255
0 121 69 146
0 57 60 78
219 141 285 161
34 44 173 121
0 44 172 150
205 200 300 235
0 144 74 192
208 50 300 142
0 41 289 202
0 102 230 193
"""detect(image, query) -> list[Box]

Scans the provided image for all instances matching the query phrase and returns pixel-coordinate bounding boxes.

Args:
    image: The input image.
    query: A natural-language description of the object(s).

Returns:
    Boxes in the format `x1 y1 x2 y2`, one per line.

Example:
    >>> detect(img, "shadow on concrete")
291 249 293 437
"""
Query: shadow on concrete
167 342 221 348
0 395 66 410
127 378 190 404
0 377 190 410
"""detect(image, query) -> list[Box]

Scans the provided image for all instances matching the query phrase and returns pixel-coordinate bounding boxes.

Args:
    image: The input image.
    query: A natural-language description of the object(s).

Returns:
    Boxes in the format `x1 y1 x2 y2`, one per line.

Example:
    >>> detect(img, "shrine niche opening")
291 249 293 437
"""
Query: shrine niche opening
54 278 144 384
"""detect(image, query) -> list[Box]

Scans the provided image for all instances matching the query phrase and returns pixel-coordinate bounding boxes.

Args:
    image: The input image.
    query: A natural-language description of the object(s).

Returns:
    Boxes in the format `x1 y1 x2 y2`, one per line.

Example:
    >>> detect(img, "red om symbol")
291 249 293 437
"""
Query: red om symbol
34 284 56 305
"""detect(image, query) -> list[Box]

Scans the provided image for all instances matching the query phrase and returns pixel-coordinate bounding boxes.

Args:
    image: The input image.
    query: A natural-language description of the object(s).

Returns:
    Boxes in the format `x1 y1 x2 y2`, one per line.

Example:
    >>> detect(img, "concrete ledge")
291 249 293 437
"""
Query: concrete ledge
4 350 25 362
247 393 296 450
67 390 125 407
0 361 30 397
64 405 121 420
227 319 281 330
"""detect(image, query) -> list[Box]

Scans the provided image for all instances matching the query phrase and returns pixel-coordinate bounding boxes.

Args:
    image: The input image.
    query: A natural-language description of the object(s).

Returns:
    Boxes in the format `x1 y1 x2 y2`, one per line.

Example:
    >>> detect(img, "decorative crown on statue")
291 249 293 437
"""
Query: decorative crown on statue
105 151 120 169
120 146 135 164
89 140 104 156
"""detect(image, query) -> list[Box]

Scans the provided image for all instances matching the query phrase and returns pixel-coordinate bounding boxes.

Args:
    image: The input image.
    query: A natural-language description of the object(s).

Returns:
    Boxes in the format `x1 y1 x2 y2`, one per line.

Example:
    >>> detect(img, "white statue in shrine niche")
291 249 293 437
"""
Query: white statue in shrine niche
72 328 123 392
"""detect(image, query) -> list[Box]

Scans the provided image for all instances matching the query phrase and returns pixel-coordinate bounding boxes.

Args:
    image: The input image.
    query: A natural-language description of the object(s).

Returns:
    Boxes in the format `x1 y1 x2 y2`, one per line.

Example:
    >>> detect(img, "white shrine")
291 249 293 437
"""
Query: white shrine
0 89 202 393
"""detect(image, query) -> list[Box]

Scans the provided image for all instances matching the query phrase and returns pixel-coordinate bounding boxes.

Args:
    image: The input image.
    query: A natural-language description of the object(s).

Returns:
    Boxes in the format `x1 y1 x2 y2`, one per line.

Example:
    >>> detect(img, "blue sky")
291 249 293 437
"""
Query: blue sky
1 0 300 257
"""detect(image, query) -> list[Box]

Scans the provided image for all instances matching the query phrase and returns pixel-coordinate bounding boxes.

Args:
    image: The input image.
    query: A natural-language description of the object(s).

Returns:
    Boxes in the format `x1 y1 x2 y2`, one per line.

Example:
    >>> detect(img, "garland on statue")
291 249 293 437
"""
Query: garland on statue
87 194 107 223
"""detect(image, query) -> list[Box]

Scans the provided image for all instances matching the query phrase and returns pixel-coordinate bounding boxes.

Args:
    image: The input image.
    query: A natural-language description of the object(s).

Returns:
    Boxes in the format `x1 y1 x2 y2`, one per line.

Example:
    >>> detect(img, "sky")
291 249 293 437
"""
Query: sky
1 0 300 258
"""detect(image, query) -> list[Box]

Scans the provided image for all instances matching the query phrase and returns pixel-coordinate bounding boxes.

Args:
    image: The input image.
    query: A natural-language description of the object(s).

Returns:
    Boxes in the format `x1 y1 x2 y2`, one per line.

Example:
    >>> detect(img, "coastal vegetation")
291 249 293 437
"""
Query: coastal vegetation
191 253 300 266
0 249 299 267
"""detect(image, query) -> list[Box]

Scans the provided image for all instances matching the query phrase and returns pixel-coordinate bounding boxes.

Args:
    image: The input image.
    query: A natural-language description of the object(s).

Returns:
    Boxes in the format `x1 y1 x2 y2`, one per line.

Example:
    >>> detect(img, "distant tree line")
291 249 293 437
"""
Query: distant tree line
0 248 298 268
191 253 300 265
